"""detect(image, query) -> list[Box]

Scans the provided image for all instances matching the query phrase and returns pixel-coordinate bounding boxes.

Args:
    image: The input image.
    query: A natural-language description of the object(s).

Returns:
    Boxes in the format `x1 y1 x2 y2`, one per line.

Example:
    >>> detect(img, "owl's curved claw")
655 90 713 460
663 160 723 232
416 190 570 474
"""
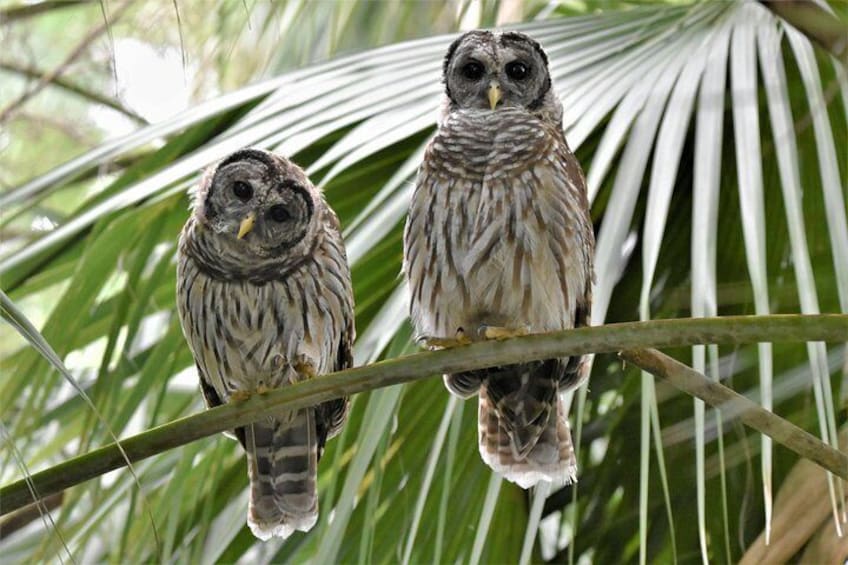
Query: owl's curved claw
230 384 274 401
272 354 288 369
479 324 531 341
293 354 318 380
229 390 252 402
417 328 472 350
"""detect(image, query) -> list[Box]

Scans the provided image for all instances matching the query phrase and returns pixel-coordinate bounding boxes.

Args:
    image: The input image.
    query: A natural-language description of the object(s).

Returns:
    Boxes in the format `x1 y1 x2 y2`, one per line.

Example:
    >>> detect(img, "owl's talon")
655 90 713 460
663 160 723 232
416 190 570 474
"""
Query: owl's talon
293 354 318 379
480 324 531 341
417 328 471 349
256 384 273 395
229 390 252 402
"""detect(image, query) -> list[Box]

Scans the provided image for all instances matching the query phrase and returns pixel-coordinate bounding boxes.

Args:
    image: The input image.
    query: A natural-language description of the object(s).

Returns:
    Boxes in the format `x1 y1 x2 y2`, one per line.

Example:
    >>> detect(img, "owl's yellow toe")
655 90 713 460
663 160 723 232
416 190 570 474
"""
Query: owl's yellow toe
480 325 531 341
229 390 252 402
417 328 472 349
293 355 318 379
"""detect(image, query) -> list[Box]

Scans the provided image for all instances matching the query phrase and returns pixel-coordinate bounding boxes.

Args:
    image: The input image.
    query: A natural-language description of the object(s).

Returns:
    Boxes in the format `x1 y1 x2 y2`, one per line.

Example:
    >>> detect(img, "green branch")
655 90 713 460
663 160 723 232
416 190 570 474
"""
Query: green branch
1 314 846 515
620 348 847 480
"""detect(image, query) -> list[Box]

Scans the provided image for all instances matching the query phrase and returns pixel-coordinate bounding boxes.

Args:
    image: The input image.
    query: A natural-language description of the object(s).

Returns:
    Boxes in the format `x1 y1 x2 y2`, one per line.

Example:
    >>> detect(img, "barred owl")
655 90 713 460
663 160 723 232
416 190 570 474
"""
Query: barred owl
177 148 355 539
403 30 594 488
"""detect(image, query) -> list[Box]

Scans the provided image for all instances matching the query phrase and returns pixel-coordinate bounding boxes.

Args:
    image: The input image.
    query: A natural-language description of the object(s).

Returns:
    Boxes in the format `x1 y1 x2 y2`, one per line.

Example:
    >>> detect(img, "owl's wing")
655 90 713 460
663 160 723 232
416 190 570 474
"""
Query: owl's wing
559 279 592 388
314 211 355 457
314 303 354 460
544 130 594 389
403 150 451 338
196 362 246 445
335 309 355 372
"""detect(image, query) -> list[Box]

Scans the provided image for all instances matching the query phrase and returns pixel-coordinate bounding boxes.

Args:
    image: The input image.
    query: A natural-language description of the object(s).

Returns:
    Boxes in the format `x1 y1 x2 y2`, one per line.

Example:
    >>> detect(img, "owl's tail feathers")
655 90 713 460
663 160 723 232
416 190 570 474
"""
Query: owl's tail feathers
478 379 576 489
444 370 484 398
244 409 319 541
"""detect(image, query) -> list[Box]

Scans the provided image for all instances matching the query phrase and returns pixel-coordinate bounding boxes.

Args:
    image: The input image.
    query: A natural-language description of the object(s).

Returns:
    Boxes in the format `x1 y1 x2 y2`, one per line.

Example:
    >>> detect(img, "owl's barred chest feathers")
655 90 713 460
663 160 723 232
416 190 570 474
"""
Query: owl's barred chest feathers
430 110 551 175
406 108 592 337
177 218 350 393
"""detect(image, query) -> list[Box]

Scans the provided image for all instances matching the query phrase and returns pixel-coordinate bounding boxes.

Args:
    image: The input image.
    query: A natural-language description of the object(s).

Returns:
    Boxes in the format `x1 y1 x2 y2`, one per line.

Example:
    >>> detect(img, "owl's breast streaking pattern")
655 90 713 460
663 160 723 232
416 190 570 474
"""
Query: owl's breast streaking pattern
405 108 592 338
177 225 351 398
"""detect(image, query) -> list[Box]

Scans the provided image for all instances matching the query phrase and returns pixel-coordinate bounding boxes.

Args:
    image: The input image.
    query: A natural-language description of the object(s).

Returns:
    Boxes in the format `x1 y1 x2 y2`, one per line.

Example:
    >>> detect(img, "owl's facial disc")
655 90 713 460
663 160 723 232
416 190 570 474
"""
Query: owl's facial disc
204 158 314 255
446 47 500 111
444 31 551 113
258 180 314 252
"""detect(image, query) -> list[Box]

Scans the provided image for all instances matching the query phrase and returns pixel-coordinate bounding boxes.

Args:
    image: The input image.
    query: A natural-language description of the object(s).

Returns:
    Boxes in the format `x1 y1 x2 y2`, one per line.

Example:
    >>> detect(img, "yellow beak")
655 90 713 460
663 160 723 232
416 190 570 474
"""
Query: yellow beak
237 213 255 239
488 82 502 110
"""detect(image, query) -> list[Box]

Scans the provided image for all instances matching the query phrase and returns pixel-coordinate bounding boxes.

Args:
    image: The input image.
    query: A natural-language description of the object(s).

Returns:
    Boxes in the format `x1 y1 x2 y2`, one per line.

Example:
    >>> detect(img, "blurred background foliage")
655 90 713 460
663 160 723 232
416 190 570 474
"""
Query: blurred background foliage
0 0 846 563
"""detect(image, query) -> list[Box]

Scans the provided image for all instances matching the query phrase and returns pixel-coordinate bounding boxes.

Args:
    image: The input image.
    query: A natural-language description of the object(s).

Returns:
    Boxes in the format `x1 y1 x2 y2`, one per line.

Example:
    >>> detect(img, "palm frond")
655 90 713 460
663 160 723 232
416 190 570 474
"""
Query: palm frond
1 2 845 562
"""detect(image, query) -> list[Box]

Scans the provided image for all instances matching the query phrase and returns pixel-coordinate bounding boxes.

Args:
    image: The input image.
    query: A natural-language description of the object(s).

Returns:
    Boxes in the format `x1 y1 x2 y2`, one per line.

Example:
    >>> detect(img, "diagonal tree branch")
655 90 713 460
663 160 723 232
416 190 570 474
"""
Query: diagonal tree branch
1 314 846 515
619 348 847 480
738 425 846 564
0 492 63 539
0 1 91 23
0 0 132 123
0 60 148 124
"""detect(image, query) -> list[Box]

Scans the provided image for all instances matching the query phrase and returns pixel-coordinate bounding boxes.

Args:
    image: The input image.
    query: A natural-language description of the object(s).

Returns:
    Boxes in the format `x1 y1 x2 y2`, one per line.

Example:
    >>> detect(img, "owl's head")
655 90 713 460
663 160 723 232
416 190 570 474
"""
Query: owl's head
193 149 319 261
442 30 561 124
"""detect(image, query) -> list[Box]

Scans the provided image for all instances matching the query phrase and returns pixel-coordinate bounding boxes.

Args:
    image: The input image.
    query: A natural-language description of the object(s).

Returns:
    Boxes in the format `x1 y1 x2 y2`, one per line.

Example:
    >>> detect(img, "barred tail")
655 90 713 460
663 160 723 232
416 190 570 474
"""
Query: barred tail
478 368 577 489
244 409 318 540
444 370 484 398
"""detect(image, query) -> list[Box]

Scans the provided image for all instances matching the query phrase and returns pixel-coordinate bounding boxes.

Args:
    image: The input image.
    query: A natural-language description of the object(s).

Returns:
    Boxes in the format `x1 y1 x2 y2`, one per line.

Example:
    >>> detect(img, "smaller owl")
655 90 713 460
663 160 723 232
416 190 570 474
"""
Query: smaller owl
404 31 594 488
177 148 355 539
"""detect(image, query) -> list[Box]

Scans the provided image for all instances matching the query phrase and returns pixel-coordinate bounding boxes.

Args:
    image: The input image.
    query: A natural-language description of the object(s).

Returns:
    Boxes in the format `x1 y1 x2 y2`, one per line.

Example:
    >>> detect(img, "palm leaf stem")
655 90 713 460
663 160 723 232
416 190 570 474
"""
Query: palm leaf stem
619 348 847 482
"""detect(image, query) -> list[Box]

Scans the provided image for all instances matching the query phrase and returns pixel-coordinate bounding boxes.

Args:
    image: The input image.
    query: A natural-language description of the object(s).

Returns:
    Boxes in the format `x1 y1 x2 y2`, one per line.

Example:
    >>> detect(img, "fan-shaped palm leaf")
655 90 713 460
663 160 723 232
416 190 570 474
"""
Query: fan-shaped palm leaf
1 1 845 562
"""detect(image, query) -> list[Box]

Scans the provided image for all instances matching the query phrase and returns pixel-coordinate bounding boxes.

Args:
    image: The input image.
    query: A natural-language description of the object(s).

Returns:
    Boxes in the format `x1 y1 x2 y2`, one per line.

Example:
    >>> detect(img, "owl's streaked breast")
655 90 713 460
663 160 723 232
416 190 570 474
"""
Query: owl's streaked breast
177 226 350 398
406 108 591 337
430 109 550 173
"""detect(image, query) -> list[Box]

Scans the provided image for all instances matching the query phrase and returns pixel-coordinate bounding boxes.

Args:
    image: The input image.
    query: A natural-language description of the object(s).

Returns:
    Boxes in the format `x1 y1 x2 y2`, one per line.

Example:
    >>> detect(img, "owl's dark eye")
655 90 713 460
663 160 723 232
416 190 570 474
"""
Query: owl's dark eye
267 204 291 223
505 61 529 80
232 181 253 201
461 61 485 80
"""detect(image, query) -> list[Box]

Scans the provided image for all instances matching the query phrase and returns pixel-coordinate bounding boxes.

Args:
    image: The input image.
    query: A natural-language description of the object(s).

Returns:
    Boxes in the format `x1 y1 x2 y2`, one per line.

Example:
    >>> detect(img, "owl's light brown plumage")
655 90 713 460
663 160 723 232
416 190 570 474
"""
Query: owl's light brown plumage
177 149 354 539
403 31 594 488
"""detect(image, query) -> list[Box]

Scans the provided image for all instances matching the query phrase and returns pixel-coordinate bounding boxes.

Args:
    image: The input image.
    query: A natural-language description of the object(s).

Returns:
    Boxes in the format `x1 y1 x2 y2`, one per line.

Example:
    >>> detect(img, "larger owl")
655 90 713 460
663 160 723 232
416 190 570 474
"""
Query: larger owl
177 148 355 539
403 31 594 488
